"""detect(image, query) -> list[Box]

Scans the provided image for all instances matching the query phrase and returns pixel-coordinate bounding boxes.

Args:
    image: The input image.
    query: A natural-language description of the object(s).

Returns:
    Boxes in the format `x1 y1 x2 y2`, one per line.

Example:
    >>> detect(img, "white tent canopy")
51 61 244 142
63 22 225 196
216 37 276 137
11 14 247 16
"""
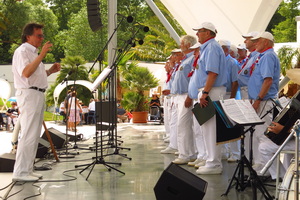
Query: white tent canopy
160 0 282 45
53 80 95 107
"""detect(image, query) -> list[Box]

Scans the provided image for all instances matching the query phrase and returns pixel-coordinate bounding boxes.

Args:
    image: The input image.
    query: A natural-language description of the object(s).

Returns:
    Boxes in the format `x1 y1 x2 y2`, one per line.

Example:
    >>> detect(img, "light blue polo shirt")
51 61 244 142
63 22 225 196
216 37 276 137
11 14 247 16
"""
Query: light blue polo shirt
237 51 260 87
190 38 227 94
248 48 280 100
225 55 239 92
171 51 194 95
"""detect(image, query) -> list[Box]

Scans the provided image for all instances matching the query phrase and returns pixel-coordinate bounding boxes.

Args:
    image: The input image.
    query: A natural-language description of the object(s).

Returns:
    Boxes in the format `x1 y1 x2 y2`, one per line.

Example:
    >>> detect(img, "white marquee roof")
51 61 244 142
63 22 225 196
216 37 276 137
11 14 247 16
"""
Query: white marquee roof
160 0 282 45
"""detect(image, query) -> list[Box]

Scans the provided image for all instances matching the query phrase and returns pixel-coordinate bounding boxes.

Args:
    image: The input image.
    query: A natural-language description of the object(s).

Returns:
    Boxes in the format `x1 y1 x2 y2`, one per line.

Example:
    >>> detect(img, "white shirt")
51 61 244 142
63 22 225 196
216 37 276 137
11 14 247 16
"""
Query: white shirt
12 43 48 89
88 101 95 111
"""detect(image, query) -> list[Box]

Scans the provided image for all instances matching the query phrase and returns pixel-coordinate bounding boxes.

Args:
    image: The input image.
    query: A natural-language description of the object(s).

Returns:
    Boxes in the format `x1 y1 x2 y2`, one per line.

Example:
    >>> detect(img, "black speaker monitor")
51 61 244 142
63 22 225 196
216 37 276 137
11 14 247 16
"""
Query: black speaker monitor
36 138 50 158
42 128 66 149
87 0 103 32
154 163 207 200
0 153 15 172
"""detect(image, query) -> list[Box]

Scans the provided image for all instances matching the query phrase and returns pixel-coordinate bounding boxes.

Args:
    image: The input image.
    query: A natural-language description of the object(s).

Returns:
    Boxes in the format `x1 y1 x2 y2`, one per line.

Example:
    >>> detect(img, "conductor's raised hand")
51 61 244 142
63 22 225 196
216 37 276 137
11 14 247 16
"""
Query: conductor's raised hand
40 41 53 57
51 62 61 73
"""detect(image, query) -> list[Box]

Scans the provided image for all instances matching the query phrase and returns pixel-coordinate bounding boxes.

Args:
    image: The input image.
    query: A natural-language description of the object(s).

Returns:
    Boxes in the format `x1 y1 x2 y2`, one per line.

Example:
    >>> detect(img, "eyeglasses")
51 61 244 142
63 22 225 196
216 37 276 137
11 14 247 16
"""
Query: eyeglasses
33 34 45 38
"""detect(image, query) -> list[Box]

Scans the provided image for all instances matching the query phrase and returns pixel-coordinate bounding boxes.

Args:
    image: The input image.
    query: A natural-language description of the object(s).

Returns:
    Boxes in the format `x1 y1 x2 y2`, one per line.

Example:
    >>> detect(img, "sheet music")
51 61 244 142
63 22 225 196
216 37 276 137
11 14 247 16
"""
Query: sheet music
220 99 264 125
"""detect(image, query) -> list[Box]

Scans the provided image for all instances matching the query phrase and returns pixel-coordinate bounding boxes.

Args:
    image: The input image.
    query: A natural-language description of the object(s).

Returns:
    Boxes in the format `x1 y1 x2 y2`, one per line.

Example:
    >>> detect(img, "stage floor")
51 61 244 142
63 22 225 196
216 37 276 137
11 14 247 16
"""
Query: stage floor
0 121 276 200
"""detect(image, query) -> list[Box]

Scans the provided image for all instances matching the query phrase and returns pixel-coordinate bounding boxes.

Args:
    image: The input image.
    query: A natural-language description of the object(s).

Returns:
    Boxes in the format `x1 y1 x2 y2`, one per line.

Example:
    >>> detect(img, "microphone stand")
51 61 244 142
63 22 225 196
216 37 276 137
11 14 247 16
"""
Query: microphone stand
88 16 127 74
59 74 75 159
75 20 147 178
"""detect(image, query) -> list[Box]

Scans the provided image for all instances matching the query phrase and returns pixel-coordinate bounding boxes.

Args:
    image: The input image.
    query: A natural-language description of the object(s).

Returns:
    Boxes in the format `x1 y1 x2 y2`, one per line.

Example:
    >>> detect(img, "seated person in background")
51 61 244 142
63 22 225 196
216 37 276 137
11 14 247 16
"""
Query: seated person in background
258 121 297 180
79 101 88 124
6 102 19 131
117 103 128 122
149 94 161 119
87 98 96 124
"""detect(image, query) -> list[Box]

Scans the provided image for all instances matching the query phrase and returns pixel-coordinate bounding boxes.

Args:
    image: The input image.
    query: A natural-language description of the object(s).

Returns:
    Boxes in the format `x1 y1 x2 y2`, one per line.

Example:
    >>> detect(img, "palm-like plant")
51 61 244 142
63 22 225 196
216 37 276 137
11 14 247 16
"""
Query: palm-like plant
277 46 299 76
45 55 93 107
121 61 159 112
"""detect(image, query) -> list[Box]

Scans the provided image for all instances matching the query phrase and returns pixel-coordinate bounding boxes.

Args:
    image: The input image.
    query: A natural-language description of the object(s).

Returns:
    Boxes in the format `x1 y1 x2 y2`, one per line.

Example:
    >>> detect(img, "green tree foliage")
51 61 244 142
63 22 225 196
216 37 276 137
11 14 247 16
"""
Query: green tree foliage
45 0 84 30
45 56 94 107
270 0 300 43
0 0 59 63
63 7 107 62
0 0 31 63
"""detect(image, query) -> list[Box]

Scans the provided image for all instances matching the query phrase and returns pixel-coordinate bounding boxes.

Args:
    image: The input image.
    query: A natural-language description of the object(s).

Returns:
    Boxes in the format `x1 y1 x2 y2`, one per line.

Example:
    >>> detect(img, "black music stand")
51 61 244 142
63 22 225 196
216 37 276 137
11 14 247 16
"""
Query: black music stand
216 99 274 200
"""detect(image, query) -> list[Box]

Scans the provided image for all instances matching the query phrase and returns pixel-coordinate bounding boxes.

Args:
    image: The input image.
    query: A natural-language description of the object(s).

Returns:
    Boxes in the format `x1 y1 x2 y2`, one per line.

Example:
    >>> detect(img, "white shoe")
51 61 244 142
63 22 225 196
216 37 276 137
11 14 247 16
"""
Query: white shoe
12 175 39 182
31 172 43 179
194 160 206 168
227 156 239 162
160 147 177 154
188 159 205 167
252 163 263 172
196 166 222 175
172 158 192 165
222 153 229 160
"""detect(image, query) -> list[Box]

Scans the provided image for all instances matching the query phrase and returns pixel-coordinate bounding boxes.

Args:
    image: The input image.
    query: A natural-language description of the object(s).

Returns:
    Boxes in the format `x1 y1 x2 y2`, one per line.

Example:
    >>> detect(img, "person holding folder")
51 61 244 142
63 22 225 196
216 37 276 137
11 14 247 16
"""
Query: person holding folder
192 22 227 175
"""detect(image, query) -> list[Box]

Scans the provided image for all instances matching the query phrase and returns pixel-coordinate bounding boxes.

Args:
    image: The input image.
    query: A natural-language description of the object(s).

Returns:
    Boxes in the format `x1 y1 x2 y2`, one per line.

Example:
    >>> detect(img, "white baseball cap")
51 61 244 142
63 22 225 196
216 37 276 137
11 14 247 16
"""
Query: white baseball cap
218 39 231 47
237 43 247 50
192 22 217 33
171 49 182 53
251 31 274 42
189 42 201 49
242 31 260 38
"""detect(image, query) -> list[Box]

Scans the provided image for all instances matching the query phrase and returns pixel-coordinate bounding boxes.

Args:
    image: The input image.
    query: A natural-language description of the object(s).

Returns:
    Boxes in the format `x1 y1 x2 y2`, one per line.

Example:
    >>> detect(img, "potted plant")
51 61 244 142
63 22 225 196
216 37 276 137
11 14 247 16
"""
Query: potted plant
277 46 300 97
121 61 159 123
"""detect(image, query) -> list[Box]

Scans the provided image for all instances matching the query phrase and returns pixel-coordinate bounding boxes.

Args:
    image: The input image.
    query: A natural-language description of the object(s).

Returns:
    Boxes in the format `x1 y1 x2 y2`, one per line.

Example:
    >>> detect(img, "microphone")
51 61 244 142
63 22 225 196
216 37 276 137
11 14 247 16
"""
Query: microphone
61 70 74 85
270 98 283 110
116 13 133 23
135 22 149 32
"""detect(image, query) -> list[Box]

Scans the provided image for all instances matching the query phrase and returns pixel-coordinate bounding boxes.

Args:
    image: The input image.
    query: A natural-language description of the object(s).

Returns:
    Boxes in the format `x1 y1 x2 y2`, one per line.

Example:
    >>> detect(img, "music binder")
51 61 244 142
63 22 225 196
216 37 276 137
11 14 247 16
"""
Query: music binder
192 96 215 125
218 99 264 126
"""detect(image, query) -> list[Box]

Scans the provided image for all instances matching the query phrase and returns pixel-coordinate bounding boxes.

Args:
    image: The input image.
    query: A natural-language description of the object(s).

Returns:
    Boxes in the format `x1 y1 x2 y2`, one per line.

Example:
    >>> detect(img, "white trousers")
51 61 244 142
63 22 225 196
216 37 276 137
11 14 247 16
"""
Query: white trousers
163 96 171 137
192 100 206 160
8 117 18 128
252 100 274 166
199 86 226 168
176 94 196 159
168 96 178 150
259 137 294 179
222 94 240 159
13 89 45 177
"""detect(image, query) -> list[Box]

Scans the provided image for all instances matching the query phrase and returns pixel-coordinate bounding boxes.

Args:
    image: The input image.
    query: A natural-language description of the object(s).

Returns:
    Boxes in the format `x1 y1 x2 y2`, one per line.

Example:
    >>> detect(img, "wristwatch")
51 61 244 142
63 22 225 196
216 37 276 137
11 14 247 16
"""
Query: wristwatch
256 96 263 101
202 91 209 95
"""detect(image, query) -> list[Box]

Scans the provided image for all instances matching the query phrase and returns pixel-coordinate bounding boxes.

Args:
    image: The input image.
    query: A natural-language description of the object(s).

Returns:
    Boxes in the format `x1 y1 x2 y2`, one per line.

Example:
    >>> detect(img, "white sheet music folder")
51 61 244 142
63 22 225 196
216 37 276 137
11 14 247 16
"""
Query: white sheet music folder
219 99 264 126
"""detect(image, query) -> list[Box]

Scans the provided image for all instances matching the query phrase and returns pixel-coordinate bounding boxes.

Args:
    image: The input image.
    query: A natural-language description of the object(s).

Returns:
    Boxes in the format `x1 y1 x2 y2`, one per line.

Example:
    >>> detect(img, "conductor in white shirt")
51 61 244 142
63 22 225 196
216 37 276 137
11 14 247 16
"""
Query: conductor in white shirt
12 23 61 182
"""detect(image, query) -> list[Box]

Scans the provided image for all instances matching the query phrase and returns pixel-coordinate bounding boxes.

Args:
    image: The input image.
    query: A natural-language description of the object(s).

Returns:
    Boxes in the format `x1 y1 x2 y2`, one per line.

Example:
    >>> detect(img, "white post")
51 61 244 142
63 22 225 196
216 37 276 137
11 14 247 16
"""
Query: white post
295 16 300 44
145 0 180 45
108 0 117 67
